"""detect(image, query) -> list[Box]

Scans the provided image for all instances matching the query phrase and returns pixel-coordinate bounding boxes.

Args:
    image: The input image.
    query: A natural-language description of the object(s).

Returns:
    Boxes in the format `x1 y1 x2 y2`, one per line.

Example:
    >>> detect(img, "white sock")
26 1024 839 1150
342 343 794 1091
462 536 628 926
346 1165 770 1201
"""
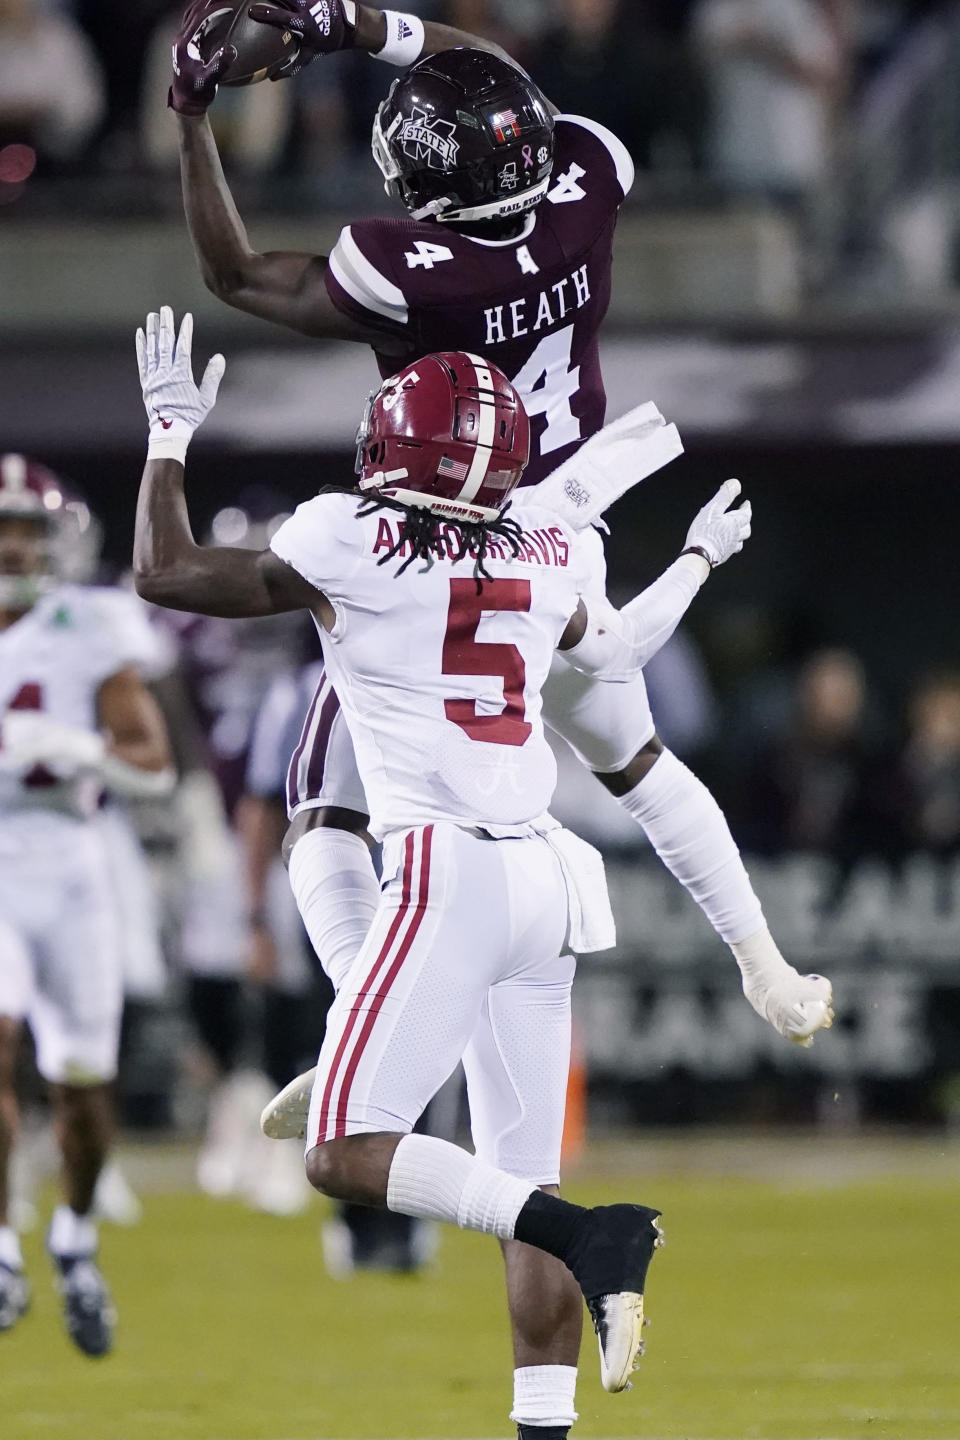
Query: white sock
0 1224 23 1270
288 828 380 992
47 1203 98 1258
510 1365 579 1427
618 748 763 943
386 1134 536 1239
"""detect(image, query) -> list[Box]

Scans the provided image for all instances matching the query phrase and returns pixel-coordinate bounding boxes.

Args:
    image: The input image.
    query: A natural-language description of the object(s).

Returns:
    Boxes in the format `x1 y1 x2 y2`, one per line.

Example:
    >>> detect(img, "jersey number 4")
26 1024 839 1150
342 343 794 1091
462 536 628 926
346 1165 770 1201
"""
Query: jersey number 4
442 578 532 747
404 241 454 271
1 682 56 787
511 324 581 456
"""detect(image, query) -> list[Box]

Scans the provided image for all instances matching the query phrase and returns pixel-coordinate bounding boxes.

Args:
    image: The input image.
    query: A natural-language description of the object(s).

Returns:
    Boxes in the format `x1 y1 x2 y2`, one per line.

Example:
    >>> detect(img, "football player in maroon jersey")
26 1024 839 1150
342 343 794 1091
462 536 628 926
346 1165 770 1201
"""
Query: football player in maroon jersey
172 7 834 1431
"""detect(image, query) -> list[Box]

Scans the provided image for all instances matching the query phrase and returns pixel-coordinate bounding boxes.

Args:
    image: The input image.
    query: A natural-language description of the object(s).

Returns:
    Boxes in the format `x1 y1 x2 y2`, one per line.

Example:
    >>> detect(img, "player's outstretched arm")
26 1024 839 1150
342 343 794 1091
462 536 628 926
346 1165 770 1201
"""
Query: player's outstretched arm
248 2 534 88
132 307 323 618
95 667 178 797
560 479 752 680
176 114 389 340
171 7 395 338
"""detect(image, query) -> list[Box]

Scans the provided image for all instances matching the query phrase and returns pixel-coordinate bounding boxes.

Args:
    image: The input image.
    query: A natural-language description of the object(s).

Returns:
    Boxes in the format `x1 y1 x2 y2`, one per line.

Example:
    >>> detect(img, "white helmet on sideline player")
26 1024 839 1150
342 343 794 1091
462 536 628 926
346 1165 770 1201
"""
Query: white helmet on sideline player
0 454 101 609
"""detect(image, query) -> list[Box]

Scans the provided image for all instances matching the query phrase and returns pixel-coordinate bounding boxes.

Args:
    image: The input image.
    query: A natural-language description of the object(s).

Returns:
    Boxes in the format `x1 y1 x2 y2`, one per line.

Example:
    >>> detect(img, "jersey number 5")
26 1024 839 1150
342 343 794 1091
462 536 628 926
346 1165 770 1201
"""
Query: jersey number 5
442 578 532 747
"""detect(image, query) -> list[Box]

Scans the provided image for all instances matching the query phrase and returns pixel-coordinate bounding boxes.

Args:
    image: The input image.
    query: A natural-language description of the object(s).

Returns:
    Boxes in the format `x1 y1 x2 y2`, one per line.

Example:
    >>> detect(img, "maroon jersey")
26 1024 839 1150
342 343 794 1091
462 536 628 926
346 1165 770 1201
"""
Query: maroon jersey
324 115 634 488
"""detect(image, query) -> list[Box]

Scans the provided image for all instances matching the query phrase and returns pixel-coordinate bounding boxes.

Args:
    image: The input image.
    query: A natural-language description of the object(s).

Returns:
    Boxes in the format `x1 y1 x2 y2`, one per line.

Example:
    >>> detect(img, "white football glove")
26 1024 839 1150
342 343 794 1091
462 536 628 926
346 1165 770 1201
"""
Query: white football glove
742 968 835 1048
684 478 752 568
731 927 834 1047
136 307 225 461
0 712 105 780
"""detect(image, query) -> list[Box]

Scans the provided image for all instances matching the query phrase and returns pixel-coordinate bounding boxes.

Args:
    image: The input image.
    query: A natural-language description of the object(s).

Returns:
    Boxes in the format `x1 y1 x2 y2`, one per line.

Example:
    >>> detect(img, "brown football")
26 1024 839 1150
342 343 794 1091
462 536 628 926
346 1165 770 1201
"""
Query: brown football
195 4 300 86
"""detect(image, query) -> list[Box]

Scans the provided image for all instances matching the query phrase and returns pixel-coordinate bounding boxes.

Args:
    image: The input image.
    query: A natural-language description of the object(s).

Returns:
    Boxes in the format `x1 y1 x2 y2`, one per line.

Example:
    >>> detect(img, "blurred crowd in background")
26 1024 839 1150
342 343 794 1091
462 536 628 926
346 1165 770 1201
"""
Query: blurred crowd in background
0 0 936 179
648 623 960 865
3 0 960 298
0 10 940 189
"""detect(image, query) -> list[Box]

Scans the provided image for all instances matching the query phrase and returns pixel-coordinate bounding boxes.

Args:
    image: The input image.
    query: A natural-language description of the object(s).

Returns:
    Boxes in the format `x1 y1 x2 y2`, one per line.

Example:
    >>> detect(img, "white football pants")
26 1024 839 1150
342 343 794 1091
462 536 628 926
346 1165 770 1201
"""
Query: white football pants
306 823 574 1186
0 816 123 1083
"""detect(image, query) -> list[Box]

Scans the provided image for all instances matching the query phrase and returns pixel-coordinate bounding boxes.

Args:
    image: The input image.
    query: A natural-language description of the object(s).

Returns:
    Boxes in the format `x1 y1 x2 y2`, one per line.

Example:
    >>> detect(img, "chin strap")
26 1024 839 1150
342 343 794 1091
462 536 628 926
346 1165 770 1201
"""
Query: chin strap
359 467 410 490
410 196 454 221
437 178 551 226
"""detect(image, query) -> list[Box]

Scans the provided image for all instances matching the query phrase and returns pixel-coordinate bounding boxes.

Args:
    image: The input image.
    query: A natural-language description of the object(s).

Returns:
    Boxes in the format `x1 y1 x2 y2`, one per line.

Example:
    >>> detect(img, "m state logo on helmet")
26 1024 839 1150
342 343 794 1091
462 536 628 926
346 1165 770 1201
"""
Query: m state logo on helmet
355 352 530 524
0 455 101 606
372 49 555 224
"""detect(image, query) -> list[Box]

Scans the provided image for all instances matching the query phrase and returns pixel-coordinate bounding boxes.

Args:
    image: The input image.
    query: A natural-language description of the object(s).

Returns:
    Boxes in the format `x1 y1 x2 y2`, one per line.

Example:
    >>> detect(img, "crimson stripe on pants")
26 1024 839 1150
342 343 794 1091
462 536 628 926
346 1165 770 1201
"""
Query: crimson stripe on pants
332 824 434 1139
314 830 417 1145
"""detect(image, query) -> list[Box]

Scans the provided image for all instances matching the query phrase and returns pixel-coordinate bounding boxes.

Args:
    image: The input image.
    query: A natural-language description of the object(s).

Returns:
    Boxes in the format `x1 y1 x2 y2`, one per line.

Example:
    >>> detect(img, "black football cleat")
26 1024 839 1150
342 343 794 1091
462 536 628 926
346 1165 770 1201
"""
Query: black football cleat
0 1262 30 1333
52 1254 116 1357
568 1204 664 1392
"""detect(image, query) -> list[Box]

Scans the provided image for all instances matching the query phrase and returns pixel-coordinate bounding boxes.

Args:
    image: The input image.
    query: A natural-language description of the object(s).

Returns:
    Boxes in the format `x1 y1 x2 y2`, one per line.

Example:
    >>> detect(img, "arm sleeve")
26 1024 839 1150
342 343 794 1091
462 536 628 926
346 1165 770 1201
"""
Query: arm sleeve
564 554 709 681
324 223 411 336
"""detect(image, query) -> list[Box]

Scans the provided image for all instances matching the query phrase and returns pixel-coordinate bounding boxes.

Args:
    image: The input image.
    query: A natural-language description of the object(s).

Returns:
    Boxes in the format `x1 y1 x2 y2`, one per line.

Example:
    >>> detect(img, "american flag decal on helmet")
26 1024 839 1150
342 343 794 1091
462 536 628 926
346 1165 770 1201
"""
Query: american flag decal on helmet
437 455 469 483
489 108 521 143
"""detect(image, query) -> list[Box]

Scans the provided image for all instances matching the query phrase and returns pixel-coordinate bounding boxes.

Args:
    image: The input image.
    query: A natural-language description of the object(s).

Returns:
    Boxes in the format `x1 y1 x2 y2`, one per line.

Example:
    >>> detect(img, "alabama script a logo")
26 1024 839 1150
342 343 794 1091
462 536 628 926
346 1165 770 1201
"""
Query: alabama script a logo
398 107 460 170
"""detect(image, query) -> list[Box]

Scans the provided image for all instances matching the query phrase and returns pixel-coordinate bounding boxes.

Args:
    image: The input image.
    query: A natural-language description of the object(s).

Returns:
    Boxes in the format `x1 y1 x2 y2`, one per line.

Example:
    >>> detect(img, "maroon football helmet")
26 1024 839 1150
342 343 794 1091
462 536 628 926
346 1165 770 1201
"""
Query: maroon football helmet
0 454 101 605
355 352 530 524
371 50 555 225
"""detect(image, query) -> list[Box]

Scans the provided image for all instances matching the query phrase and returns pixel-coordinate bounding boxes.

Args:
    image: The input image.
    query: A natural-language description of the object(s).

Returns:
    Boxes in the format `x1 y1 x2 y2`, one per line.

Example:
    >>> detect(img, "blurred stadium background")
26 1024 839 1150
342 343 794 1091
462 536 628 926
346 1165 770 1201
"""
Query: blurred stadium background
2 1 960 1437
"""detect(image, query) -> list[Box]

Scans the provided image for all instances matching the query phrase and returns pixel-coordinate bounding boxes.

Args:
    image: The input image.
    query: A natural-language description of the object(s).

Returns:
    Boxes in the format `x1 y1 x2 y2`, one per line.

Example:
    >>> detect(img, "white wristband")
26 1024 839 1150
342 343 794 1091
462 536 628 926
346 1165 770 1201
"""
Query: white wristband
372 10 424 65
147 418 193 465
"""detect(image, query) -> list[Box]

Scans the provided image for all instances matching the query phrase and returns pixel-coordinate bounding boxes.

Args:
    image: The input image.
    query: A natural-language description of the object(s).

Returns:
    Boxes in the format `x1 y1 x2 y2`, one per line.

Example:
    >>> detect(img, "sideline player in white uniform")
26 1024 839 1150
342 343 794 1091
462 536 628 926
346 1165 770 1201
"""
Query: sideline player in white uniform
173 3 836 1083
0 456 175 1355
131 310 822 1415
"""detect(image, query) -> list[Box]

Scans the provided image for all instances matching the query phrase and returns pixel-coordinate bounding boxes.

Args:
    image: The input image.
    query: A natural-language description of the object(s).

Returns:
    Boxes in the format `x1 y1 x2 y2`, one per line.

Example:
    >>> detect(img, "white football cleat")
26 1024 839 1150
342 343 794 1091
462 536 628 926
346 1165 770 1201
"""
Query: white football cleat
571 1203 664 1393
590 1290 646 1393
751 971 835 1047
260 1066 317 1140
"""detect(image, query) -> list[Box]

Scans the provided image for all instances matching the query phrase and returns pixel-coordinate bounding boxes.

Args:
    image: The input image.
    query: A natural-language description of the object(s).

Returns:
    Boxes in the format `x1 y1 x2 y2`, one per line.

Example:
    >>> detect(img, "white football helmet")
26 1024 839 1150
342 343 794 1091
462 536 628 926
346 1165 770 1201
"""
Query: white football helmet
0 454 101 608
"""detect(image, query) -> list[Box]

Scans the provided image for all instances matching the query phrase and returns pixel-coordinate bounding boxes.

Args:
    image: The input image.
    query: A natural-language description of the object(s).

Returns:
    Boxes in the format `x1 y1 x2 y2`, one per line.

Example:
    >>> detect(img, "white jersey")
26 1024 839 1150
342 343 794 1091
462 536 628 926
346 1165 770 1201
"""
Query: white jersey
0 584 162 823
270 493 587 841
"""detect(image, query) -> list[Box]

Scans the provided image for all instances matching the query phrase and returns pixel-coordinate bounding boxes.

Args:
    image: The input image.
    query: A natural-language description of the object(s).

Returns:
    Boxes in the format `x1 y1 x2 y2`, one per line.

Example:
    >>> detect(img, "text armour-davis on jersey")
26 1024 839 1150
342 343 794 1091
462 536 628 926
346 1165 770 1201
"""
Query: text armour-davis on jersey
325 116 635 488
269 491 590 841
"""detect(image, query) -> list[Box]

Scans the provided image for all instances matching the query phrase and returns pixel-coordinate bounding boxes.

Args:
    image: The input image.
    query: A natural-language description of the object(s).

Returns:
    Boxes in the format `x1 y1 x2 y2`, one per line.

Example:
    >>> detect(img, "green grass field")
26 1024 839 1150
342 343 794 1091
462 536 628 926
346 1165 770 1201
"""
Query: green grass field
4 1133 959 1440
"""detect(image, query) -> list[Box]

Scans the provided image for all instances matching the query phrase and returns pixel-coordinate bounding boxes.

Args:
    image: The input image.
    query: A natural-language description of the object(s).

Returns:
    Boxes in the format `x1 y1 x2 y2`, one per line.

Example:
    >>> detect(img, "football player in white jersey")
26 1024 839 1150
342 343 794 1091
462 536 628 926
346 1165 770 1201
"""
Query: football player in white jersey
131 309 826 1416
172 4 836 1112
0 456 175 1355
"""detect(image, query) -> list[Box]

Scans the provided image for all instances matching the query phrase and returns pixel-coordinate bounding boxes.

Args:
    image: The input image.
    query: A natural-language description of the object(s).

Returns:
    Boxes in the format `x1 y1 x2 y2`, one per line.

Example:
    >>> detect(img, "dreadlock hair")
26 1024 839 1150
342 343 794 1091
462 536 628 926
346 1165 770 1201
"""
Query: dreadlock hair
355 493 525 593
